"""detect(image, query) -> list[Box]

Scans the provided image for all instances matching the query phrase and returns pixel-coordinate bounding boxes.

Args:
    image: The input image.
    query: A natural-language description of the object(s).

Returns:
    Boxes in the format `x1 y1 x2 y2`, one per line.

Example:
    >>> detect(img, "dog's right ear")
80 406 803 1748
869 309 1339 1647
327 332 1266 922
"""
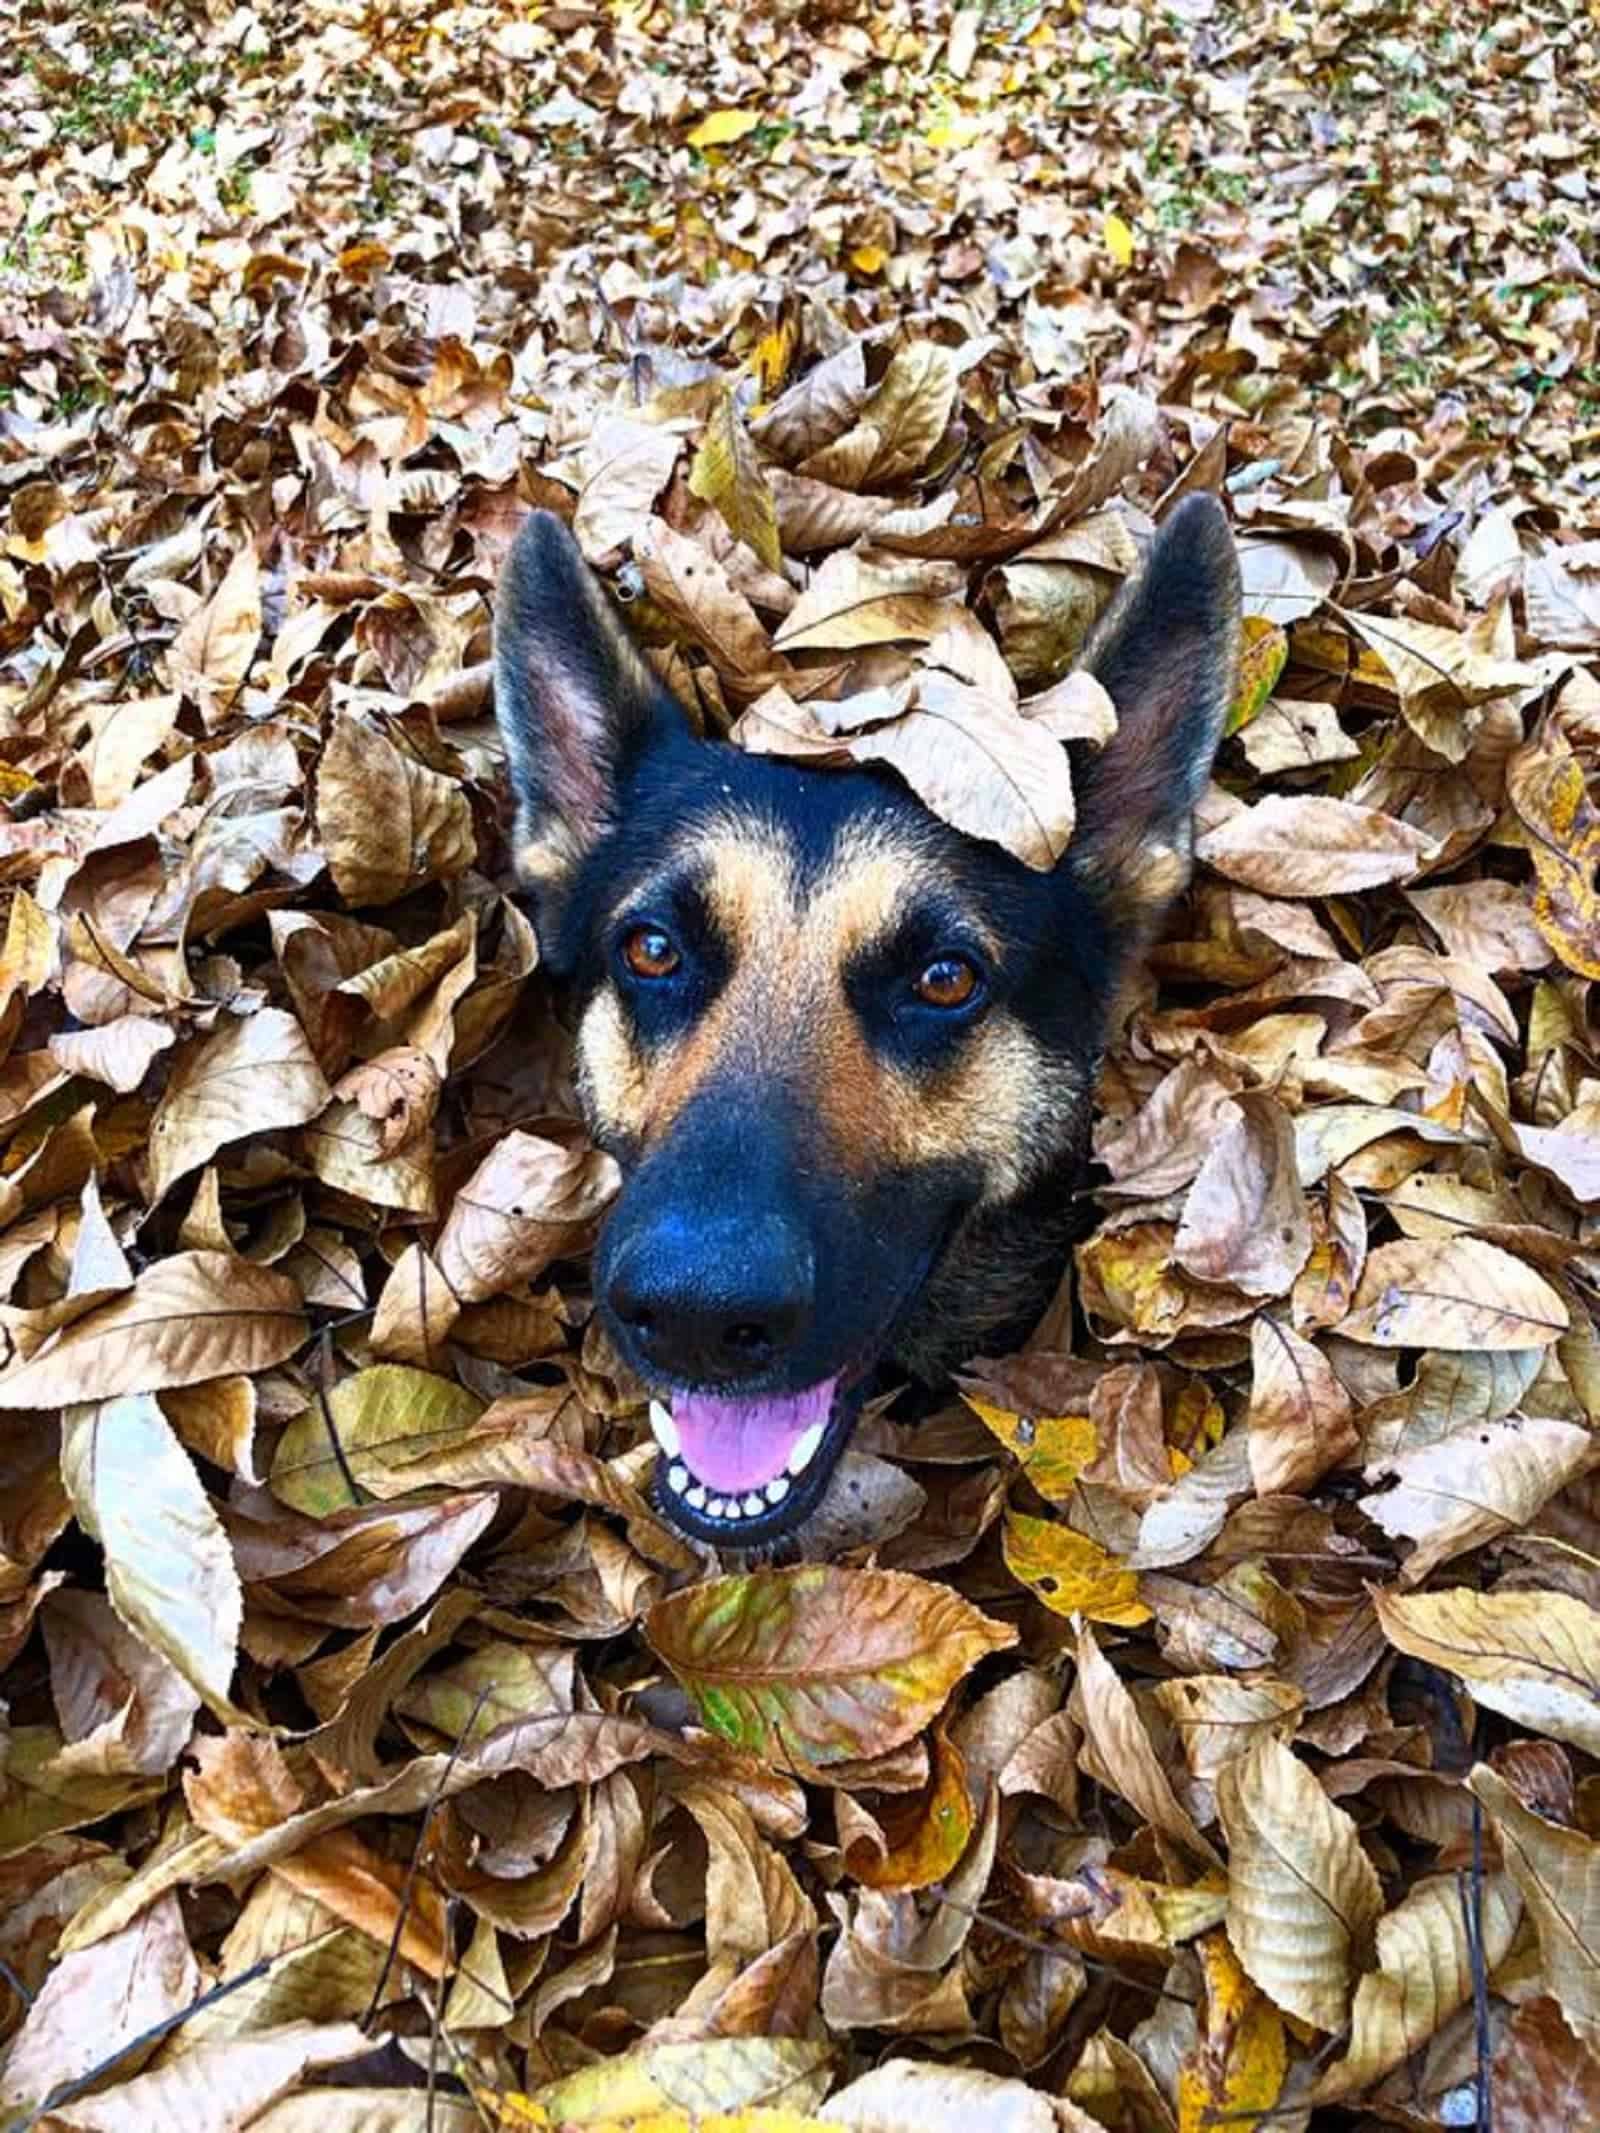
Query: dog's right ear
494 511 686 941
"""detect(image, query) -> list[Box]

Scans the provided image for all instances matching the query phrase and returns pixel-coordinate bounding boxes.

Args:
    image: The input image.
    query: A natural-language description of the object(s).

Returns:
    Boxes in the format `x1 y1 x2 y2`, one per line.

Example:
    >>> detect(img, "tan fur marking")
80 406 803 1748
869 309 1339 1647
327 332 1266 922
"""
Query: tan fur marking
575 817 1082 1200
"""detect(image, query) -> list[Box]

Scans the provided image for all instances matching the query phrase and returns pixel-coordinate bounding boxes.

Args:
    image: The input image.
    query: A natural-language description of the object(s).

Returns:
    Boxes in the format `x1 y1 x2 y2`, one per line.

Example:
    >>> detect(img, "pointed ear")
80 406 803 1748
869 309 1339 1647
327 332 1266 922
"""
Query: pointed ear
494 510 686 937
1070 491 1241 933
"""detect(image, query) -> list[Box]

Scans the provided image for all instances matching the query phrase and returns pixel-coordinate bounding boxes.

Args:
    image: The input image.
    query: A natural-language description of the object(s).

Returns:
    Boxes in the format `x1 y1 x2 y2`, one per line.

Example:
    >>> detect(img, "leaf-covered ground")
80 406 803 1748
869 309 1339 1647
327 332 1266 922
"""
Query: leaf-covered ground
3 2 1600 2129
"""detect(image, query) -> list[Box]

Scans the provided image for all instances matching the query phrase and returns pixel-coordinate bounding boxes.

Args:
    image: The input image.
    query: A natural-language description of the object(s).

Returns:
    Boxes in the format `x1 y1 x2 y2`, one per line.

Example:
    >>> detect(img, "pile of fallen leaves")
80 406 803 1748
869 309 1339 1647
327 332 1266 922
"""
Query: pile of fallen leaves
3 1 1600 2130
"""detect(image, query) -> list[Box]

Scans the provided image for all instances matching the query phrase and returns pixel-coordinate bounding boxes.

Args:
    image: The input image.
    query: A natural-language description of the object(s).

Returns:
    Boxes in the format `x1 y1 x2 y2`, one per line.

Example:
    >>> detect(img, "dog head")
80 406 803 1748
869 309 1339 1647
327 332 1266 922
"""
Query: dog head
494 497 1240 1547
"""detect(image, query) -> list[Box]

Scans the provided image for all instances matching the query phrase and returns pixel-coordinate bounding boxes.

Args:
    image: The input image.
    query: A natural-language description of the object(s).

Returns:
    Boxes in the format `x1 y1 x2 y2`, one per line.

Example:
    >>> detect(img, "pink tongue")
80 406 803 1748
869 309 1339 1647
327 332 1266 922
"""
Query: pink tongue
671 1378 838 1492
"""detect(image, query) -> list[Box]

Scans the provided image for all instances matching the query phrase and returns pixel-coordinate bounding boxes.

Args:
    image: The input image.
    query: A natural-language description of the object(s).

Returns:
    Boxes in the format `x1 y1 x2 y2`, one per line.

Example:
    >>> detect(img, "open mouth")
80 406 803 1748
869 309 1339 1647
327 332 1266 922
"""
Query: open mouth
648 1375 859 1541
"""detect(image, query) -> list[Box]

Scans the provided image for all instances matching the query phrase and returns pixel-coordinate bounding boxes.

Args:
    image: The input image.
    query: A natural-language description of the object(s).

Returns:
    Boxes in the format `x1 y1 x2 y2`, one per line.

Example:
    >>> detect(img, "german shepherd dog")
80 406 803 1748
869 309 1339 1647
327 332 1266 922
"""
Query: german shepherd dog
494 494 1241 1550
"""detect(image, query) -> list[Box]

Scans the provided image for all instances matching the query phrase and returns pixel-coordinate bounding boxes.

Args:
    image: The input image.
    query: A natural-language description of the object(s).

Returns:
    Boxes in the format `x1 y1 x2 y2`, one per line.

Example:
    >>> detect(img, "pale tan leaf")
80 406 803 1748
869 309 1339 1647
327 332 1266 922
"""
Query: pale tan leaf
45 2022 372 2133
61 1393 243 1718
299 1099 436 1216
0 1253 305 1409
1405 878 1554 972
750 339 870 462
571 416 682 558
1469 1765 1600 2051
1338 1236 1569 1350
434 1130 619 1304
1215 1735 1383 2030
1360 1412 1592 1583
167 543 261 723
851 672 1077 869
149 1008 330 1203
1173 1093 1311 1296
1153 1674 1305 1782
48 1015 175 1094
1075 1624 1221 1869
0 1895 200 2112
829 2060 1099 2133
1316 1870 1523 2099
1196 795 1435 894
369 1242 460 1367
1377 1589 1600 1757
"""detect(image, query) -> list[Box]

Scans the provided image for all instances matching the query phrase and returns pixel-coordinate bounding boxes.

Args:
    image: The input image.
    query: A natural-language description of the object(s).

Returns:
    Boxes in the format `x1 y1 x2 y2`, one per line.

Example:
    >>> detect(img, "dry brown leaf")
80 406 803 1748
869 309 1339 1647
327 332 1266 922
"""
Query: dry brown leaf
0 1894 200 2112
1490 1999 1600 2131
1314 1868 1523 2099
1377 1589 1600 1757
1173 1092 1312 1296
166 542 262 724
572 415 682 558
0 1253 305 1409
434 1131 619 1304
1074 1624 1221 1869
1338 1235 1569 1350
1195 795 1435 894
316 714 475 907
1469 1765 1600 2052
1215 1735 1382 2030
149 1008 330 1203
1246 1316 1357 1496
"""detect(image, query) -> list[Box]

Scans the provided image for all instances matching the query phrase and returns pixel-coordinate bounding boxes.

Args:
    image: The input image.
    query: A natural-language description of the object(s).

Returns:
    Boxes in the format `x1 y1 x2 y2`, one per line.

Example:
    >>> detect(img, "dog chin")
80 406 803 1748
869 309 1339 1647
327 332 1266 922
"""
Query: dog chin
646 1373 868 1547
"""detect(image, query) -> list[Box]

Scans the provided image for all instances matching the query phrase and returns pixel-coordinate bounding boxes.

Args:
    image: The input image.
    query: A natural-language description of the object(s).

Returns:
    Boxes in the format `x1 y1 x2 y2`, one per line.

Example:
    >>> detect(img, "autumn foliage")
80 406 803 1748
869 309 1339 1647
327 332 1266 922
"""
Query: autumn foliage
2 0 1600 2129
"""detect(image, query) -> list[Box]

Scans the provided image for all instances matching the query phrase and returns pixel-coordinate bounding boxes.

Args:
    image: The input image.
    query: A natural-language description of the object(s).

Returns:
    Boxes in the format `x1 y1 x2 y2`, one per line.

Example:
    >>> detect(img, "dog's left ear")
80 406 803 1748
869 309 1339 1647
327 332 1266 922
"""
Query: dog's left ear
495 510 688 944
1069 491 1241 932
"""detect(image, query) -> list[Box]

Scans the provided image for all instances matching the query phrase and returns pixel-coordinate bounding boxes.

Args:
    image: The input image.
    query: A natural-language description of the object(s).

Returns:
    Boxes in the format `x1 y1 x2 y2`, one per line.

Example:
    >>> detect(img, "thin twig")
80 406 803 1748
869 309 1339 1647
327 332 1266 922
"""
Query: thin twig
362 1682 492 2030
0 1956 34 2009
1468 1795 1493 2133
927 1887 1198 2007
13 1954 278 2133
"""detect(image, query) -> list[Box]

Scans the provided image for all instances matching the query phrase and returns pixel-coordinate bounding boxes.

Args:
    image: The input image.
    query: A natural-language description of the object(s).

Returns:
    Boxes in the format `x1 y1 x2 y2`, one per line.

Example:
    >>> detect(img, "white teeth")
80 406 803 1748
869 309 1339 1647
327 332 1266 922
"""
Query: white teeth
787 1422 825 1477
706 1496 729 1519
686 1485 707 1509
766 1476 790 1505
649 1401 680 1457
742 1493 765 1517
669 1464 688 1492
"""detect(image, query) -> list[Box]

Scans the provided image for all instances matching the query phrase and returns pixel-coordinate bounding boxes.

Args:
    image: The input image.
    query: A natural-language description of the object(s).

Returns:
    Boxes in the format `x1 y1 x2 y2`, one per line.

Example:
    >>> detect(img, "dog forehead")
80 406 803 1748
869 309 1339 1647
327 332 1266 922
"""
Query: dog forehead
692 812 935 958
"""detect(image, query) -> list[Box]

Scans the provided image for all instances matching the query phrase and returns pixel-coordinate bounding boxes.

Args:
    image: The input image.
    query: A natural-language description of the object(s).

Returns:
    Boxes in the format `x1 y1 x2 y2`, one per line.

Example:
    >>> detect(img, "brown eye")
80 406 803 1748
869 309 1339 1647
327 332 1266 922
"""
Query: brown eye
915 955 980 1009
621 924 681 980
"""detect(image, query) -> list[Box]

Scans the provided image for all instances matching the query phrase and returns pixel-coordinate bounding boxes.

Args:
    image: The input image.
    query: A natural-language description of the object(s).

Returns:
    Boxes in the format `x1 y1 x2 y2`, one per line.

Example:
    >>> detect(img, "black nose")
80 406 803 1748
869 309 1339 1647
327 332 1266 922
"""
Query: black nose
604 1211 814 1385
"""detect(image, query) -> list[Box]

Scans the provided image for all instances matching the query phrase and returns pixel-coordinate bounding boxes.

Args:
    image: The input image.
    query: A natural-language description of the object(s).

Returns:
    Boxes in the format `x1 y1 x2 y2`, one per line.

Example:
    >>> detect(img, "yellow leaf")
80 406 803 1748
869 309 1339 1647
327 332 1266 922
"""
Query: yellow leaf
1104 212 1136 266
688 391 784 574
749 319 797 397
925 114 987 149
1178 1930 1288 2133
849 242 889 275
687 108 763 149
964 1393 1099 1501
1004 1512 1150 1627
1224 616 1289 734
